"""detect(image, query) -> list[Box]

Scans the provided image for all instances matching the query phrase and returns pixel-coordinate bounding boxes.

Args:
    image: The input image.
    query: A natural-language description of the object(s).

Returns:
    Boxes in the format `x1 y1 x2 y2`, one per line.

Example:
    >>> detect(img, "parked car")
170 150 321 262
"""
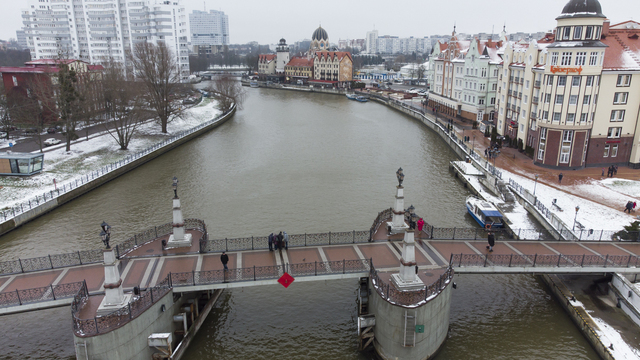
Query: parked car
25 128 38 134
182 98 195 105
47 127 56 134
44 138 61 146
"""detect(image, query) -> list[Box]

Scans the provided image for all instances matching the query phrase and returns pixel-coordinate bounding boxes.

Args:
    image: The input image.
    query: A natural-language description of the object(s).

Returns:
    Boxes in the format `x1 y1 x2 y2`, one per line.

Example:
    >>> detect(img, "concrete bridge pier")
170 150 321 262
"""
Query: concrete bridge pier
369 276 453 360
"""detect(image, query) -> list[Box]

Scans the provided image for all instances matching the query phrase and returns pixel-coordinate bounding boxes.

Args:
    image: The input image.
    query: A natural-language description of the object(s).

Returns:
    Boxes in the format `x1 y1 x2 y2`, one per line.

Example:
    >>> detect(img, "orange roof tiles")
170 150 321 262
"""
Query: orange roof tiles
286 57 313 67
601 21 640 70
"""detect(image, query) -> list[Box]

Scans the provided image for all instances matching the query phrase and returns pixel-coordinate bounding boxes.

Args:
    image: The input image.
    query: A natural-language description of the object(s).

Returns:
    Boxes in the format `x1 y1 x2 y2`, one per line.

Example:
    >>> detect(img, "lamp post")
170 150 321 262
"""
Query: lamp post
172 176 179 198
100 221 111 249
396 167 404 187
573 205 580 231
533 174 539 196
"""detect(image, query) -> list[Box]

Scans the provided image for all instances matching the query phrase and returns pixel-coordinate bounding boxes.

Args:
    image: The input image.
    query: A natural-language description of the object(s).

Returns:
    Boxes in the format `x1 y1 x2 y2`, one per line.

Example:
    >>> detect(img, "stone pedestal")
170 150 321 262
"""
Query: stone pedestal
387 186 409 235
97 248 131 316
166 198 192 248
392 230 424 290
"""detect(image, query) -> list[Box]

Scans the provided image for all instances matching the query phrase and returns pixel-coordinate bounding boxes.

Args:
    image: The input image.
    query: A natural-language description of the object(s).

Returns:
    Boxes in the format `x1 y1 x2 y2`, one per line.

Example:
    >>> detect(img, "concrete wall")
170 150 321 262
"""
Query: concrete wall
74 291 178 360
610 274 640 328
370 280 453 360
0 107 236 237
541 274 615 360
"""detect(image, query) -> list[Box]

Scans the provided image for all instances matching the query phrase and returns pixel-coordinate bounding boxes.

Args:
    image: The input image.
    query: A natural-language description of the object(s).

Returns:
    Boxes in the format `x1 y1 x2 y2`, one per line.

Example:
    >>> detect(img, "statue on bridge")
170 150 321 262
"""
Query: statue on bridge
396 167 404 187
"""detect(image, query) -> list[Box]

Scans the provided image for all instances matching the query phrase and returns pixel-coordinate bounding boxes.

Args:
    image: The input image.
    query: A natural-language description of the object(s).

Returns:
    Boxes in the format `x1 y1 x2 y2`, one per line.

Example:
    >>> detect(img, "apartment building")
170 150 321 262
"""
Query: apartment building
189 10 229 48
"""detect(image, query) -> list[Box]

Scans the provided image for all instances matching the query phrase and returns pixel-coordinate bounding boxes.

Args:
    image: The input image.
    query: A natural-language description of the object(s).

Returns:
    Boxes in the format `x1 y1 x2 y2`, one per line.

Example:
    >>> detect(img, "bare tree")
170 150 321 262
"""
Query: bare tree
205 75 245 113
128 41 183 133
8 79 48 152
101 60 145 150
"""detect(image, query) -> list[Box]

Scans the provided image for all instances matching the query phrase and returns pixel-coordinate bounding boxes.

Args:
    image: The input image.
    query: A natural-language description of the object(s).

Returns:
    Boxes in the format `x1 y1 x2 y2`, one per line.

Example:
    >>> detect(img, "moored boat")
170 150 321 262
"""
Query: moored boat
250 81 259 88
355 96 369 102
346 93 357 100
465 196 503 228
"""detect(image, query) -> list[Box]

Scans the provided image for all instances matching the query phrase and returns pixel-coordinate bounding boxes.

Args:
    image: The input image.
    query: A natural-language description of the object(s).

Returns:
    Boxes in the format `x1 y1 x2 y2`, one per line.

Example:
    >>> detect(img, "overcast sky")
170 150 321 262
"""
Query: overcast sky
1 0 636 45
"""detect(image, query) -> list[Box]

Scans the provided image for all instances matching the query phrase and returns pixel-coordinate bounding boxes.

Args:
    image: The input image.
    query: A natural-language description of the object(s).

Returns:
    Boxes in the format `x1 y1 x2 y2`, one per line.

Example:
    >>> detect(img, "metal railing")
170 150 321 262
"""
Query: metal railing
370 264 454 307
450 253 640 269
1 106 235 224
0 219 207 276
72 274 171 337
0 280 85 308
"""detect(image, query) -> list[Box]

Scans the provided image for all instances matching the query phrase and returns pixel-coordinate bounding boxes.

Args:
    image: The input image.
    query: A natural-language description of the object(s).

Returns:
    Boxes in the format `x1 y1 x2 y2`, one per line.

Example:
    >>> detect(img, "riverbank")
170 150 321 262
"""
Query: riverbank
0 100 236 236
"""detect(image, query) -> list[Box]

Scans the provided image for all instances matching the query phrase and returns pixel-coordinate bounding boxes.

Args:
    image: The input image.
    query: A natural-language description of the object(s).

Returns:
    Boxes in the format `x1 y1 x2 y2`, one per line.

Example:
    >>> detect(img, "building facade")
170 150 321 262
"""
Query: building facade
313 51 352 82
284 57 313 82
276 38 290 74
189 10 229 48
21 0 190 80
496 0 640 168
258 54 276 75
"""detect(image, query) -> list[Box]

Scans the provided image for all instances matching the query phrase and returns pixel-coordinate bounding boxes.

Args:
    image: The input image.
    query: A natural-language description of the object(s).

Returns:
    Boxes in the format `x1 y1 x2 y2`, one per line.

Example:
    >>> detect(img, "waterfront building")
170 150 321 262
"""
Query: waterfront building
276 38 290 74
496 0 640 168
189 10 229 49
427 29 505 123
258 54 276 75
284 57 314 83
20 0 190 81
312 51 353 85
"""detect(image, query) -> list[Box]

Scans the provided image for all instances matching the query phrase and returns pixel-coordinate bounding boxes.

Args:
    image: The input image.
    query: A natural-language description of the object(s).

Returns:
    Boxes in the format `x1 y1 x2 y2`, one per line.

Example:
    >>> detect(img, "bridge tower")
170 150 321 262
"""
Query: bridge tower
387 167 409 234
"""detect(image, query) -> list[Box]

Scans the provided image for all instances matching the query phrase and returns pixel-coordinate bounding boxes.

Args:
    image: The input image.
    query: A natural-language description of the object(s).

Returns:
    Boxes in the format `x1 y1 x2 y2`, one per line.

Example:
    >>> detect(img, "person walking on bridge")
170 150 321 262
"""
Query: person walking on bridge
277 231 284 251
283 231 289 250
268 233 274 251
417 218 425 239
221 251 229 270
486 232 495 252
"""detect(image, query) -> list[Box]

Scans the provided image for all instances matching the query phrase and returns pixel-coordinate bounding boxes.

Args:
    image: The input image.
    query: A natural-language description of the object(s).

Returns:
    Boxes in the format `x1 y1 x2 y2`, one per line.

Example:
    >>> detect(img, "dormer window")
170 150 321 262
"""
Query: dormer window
585 26 593 39
573 26 582 40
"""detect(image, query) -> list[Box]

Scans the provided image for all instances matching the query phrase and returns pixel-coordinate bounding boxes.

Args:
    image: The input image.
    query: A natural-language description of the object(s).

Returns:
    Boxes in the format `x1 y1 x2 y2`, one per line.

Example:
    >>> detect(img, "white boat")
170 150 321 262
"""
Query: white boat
355 96 369 102
465 196 503 229
250 81 259 88
346 93 357 100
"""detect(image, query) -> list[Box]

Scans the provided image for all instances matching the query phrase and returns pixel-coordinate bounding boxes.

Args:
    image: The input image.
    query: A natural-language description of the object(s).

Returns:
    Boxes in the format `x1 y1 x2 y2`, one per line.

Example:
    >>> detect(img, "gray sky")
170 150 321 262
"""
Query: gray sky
2 0 636 45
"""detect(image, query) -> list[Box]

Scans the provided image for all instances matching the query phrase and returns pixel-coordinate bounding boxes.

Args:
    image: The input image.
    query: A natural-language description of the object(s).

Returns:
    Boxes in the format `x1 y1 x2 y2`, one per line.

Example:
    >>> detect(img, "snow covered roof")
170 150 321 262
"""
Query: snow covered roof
601 22 640 70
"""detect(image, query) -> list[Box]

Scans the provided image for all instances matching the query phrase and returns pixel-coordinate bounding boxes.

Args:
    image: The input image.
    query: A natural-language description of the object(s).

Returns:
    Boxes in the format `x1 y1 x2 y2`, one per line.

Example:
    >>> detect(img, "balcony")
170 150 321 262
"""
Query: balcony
533 97 539 104
514 77 520 83
534 81 541 88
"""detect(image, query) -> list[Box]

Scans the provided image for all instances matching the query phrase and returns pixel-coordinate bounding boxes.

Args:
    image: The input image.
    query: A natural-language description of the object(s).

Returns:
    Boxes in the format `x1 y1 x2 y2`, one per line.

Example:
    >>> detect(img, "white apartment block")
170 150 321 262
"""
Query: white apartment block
368 33 429 55
365 30 378 54
21 0 190 80
189 10 229 47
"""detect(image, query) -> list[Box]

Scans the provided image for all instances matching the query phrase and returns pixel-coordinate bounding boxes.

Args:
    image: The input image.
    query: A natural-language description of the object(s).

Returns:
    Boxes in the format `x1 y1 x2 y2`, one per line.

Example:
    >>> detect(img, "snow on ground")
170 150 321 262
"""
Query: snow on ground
502 170 636 233
0 99 220 210
591 316 640 359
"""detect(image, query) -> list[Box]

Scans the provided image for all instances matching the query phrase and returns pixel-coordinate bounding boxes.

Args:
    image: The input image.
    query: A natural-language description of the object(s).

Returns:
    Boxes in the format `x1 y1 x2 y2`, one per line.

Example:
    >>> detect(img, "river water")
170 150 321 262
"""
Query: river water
0 86 598 359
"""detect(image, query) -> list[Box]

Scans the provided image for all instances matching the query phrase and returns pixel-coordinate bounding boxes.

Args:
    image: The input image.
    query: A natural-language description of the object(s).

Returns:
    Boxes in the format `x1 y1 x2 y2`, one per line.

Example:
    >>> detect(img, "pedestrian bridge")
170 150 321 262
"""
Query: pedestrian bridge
2 217 640 315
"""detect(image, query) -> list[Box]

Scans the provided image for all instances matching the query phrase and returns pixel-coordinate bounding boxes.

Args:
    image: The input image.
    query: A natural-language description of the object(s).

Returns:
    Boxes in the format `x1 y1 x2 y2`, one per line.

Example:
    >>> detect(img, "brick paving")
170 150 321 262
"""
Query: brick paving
1 270 62 292
122 259 150 288
60 265 104 291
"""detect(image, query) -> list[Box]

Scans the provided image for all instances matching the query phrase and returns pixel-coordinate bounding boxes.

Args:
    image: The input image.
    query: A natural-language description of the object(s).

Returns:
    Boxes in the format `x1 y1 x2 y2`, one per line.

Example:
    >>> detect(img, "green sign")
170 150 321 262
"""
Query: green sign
415 325 424 333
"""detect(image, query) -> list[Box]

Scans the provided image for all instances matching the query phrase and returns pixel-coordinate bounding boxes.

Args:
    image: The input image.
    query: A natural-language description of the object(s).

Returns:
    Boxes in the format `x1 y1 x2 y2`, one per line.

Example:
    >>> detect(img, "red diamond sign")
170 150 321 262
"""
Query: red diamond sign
278 272 295 288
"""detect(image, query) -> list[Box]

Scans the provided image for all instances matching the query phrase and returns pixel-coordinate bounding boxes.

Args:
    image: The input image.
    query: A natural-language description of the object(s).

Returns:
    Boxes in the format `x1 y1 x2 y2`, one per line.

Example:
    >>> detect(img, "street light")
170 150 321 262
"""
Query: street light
172 176 179 198
100 221 111 249
573 205 580 231
396 167 404 187
533 174 539 196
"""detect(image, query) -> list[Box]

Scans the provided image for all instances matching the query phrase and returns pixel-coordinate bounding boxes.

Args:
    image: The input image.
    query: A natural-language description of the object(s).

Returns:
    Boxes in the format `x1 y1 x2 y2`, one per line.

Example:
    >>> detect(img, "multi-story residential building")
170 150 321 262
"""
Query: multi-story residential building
427 30 505 123
285 57 313 83
366 30 378 54
496 0 640 168
21 0 190 80
189 10 229 48
258 54 276 75
338 39 365 51
312 51 352 83
15 30 27 50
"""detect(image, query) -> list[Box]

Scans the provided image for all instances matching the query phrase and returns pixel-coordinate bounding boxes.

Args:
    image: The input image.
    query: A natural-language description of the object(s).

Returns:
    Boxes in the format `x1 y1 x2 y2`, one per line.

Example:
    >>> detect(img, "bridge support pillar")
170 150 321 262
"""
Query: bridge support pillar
167 197 192 248
96 247 131 316
387 185 409 235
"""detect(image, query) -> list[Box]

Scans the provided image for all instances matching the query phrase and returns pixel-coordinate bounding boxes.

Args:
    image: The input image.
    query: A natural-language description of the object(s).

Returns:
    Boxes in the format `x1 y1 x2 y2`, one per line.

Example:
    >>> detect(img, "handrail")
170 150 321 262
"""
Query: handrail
450 253 640 269
0 280 85 308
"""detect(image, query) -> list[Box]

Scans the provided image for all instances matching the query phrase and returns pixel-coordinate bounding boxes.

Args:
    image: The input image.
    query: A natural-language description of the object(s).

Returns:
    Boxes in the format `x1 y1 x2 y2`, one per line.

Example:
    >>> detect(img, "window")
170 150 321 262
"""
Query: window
524 95 528 104
613 92 628 104
572 76 581 87
617 75 631 87
550 52 559 65
545 93 551 103
553 112 562 122
586 76 594 86
569 95 578 105
561 52 572 66
563 27 571 40
543 111 549 120
612 144 619 158
585 26 593 40
556 94 564 104
479 98 485 105
583 95 591 105
589 52 598 66
572 26 582 40
575 52 586 66
610 110 625 122
547 75 554 86
607 127 622 138
490 97 496 105
526 80 530 89
567 113 575 123
558 76 567 86
538 128 547 160
12 76 17 87
580 113 588 123
560 130 573 163
603 144 610 157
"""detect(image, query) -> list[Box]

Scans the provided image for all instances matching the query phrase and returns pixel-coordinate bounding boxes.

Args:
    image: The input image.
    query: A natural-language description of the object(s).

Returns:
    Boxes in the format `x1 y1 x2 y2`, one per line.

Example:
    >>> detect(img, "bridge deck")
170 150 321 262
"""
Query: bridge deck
3 228 640 314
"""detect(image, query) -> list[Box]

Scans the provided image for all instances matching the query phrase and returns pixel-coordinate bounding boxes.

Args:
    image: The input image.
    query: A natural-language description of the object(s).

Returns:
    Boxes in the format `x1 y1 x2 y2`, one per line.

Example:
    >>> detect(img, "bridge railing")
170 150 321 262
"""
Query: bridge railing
450 253 640 269
0 219 207 276
370 264 454 307
0 280 85 308
426 227 632 242
170 259 373 287
199 230 371 253
0 106 234 225
72 274 171 337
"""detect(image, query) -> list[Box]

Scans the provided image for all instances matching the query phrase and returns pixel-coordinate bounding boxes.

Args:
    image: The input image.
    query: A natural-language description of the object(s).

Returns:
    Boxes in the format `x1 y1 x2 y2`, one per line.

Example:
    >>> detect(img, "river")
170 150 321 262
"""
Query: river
0 86 598 359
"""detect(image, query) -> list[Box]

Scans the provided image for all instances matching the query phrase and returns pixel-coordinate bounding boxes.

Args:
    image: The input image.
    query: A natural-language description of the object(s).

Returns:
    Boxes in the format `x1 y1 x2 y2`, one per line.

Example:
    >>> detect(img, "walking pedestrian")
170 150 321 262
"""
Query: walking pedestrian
268 233 274 251
485 148 488 158
558 173 563 184
608 165 613 177
220 251 229 270
614 165 618 176
624 201 632 213
486 232 495 252
277 231 284 251
601 168 605 177
283 231 289 250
